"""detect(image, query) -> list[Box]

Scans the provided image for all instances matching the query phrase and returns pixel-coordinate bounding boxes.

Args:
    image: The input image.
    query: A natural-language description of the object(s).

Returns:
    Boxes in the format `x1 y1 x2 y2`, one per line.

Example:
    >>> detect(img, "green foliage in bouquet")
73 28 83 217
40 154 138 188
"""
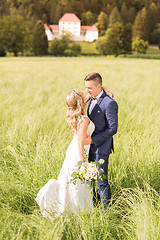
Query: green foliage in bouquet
70 159 106 189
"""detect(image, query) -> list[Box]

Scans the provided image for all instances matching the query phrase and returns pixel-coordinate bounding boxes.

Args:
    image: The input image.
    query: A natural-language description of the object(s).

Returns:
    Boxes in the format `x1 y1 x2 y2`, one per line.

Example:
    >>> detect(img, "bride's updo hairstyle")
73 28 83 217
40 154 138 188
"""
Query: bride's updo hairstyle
66 89 86 130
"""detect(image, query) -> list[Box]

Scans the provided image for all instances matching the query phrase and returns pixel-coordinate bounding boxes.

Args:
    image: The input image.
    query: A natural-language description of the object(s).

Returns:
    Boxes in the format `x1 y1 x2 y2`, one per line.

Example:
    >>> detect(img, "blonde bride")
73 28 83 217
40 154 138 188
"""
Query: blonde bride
35 89 95 218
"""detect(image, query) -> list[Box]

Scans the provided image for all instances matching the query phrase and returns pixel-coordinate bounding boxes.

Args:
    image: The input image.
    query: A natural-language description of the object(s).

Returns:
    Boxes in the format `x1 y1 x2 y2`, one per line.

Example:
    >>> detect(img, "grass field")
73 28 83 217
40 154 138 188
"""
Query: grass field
126 47 160 60
77 41 100 55
0 57 160 239
78 41 160 59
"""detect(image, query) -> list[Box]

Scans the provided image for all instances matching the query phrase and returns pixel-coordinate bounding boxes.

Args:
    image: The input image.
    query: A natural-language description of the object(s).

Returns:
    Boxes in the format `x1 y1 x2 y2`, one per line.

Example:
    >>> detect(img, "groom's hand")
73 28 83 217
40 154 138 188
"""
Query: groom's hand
84 135 92 145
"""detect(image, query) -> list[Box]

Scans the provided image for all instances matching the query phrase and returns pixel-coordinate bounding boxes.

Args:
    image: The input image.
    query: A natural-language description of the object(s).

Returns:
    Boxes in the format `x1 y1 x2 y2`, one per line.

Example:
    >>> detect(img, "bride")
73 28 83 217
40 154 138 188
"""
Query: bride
35 87 114 218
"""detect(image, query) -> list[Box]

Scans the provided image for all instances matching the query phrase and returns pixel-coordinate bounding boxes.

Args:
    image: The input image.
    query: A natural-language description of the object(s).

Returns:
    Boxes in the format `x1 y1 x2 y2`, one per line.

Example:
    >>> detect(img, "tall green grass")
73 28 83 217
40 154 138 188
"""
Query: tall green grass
0 57 160 239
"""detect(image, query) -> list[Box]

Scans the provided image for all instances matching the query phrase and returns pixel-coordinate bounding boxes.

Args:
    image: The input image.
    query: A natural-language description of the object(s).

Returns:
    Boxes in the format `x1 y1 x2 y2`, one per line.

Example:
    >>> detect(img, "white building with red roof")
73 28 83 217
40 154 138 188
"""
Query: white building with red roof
44 13 98 42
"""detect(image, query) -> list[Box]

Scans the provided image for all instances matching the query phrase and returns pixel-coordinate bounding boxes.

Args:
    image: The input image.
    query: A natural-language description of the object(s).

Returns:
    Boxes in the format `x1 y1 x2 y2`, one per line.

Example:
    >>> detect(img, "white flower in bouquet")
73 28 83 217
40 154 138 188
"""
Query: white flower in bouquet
83 172 90 181
70 159 106 188
79 165 86 175
86 163 98 180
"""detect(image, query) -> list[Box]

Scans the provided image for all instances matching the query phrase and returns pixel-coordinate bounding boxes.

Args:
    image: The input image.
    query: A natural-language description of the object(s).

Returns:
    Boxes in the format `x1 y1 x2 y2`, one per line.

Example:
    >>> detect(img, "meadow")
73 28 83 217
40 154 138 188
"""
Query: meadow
78 41 160 59
0 56 160 239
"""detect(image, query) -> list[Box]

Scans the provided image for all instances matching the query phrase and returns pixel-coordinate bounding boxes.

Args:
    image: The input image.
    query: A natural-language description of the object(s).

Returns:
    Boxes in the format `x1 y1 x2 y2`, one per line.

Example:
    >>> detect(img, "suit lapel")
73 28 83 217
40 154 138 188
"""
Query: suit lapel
90 91 106 115
87 98 92 116
87 91 107 117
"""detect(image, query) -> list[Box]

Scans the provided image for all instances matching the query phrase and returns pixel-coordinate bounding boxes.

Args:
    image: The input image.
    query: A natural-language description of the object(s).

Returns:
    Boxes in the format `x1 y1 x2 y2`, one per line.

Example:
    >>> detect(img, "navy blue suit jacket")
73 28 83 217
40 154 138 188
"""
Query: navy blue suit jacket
87 91 118 156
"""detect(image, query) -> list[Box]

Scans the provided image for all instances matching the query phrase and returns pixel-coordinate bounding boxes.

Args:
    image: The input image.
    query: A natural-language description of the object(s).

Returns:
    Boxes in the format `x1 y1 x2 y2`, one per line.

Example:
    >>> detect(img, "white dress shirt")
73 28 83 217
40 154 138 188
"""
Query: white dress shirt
89 90 103 115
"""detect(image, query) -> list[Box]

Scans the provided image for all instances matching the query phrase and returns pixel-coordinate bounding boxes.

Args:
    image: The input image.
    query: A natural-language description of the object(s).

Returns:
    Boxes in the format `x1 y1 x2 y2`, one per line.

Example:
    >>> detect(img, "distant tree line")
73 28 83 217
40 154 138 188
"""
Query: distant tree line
0 0 160 56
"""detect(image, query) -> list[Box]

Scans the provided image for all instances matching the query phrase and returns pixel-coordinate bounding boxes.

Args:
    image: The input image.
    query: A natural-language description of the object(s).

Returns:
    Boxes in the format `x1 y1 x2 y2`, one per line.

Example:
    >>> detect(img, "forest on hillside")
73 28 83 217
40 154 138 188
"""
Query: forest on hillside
1 0 160 25
0 0 160 56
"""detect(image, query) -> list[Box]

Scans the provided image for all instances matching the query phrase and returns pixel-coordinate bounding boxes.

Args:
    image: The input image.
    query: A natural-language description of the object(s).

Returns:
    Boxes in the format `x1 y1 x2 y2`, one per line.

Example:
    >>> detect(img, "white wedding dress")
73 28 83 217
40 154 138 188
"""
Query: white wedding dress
35 116 95 218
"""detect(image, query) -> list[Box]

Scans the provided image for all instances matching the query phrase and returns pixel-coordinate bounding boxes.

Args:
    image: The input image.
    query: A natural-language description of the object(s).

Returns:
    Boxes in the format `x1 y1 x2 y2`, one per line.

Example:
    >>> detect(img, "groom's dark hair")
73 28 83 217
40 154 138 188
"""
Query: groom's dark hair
84 72 102 85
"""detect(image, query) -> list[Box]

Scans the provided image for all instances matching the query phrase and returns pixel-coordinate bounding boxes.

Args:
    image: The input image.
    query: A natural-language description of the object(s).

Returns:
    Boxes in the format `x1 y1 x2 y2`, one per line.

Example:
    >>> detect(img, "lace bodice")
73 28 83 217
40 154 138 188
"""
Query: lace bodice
77 115 95 136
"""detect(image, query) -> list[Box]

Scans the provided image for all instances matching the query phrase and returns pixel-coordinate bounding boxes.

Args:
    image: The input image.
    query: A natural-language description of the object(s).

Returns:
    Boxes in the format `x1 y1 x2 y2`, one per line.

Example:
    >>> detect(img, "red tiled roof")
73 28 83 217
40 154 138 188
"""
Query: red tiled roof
44 24 59 30
44 22 98 33
89 24 98 31
81 24 98 32
44 24 49 30
59 13 81 22
81 26 89 31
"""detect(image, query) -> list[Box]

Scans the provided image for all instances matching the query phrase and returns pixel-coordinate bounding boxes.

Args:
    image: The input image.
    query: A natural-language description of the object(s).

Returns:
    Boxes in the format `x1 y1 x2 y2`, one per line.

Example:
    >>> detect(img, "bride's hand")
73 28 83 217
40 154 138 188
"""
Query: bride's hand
102 86 115 98
84 135 92 145
84 93 91 103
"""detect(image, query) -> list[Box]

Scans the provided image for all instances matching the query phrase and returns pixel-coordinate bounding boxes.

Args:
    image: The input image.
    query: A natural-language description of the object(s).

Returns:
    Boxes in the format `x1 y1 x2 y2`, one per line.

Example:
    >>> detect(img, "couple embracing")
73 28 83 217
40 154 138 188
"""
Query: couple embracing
36 72 118 218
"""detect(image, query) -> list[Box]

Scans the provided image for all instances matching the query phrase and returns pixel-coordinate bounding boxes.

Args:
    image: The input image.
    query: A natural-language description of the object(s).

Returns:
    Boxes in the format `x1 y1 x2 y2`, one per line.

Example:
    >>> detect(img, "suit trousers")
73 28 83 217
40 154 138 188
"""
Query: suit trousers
89 146 111 209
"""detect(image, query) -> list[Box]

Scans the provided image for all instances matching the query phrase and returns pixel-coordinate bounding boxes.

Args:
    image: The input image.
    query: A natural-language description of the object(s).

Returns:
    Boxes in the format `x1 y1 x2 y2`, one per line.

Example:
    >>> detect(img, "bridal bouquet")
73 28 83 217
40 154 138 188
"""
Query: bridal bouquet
70 159 105 189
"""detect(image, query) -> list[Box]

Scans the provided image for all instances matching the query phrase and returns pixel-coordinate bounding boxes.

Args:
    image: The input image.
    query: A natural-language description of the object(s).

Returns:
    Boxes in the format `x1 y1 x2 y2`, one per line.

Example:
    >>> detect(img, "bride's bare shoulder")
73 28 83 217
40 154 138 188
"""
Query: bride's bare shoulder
79 115 90 127
82 115 90 122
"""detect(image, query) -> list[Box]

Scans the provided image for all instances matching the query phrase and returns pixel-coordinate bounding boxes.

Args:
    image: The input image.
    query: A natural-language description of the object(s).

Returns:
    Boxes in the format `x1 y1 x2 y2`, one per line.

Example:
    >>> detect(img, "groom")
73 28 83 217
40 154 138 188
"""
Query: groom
84 72 118 210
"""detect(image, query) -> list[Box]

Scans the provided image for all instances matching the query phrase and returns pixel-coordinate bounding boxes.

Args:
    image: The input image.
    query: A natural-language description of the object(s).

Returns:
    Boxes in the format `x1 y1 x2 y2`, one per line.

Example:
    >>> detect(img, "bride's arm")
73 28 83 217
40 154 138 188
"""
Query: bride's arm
78 117 90 162
84 93 91 103
84 86 115 103
102 86 115 98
